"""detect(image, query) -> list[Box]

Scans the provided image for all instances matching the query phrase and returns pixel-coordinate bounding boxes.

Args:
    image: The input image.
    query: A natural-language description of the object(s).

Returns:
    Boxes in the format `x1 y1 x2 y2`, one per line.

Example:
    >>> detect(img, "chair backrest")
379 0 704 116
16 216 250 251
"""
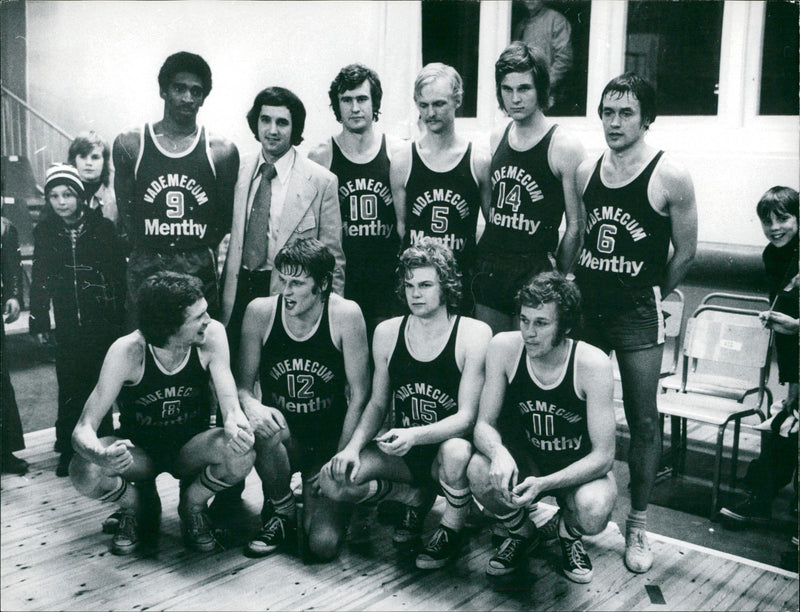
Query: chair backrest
680 304 773 403
661 289 686 377
700 292 771 312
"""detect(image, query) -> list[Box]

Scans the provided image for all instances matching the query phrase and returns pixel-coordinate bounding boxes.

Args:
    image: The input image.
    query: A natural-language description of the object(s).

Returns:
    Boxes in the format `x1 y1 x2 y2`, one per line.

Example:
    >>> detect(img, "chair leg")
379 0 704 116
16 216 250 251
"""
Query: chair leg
729 418 742 490
669 416 681 477
711 425 725 520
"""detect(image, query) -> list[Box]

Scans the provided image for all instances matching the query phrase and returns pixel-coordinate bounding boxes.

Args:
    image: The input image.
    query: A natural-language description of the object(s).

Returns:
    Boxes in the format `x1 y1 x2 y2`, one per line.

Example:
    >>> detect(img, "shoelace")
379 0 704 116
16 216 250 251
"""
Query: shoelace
628 528 648 550
568 539 590 570
116 513 137 542
401 509 421 531
495 537 522 563
259 515 286 539
426 528 449 553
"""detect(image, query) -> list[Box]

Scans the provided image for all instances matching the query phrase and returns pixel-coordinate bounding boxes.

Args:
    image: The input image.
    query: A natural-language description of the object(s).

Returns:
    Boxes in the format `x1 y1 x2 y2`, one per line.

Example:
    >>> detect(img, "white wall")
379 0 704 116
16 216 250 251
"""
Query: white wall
22 0 800 248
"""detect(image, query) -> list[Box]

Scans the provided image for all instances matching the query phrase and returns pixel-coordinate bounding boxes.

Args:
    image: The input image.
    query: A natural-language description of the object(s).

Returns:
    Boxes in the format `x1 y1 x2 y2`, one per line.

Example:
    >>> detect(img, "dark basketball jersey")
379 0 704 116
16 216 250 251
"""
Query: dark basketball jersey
575 151 670 309
480 124 565 255
505 339 590 475
259 296 347 445
132 124 218 251
118 344 211 445
404 143 480 268
331 135 399 266
389 315 462 428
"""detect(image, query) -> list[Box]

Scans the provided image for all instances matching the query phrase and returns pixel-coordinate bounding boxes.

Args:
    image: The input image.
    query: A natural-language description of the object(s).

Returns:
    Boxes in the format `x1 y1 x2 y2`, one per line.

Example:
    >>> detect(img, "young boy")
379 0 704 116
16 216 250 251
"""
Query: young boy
29 164 127 475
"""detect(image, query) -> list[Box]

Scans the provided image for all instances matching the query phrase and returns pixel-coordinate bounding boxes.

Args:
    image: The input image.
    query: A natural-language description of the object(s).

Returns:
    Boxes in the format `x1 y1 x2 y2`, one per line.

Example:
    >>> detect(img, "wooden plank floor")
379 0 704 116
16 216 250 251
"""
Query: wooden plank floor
2 428 797 611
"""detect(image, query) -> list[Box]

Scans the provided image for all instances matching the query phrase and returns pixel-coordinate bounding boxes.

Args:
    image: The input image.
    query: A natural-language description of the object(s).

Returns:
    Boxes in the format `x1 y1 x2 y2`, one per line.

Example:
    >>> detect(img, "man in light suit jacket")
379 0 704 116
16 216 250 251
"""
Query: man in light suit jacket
221 87 345 365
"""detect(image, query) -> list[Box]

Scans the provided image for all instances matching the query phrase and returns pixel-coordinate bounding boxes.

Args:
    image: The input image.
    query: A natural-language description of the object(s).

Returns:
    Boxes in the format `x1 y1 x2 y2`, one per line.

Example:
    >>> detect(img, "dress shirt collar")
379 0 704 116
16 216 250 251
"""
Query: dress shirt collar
254 147 295 183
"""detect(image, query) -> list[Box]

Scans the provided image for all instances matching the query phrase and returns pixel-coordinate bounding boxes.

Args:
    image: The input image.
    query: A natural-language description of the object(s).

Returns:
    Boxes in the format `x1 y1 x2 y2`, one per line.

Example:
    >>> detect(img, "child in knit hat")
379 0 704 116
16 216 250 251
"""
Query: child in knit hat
29 164 127 476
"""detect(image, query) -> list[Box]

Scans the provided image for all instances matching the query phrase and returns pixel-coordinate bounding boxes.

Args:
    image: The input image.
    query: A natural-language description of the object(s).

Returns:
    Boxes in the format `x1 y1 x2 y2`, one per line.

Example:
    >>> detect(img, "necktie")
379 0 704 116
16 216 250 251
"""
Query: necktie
242 163 277 270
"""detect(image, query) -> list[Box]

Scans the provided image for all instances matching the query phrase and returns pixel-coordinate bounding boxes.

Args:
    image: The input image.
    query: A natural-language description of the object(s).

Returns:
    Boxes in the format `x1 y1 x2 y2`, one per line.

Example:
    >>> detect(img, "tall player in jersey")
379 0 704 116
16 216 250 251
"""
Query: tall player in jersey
574 74 697 573
391 64 492 314
474 42 586 335
320 238 492 570
69 272 255 556
309 64 402 334
113 52 239 323
468 272 616 582
237 239 370 561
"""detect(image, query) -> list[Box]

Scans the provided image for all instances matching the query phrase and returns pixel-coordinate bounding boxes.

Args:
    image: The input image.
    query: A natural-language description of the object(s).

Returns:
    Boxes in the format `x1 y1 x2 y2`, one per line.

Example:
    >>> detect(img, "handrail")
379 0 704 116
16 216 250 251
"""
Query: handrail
1 83 72 140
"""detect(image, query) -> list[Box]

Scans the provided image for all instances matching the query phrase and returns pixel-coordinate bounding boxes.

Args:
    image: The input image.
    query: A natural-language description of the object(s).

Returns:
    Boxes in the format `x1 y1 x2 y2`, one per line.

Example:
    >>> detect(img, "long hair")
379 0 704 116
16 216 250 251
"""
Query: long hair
396 238 462 314
246 87 306 145
68 131 111 187
495 41 550 111
274 238 335 300
515 271 582 344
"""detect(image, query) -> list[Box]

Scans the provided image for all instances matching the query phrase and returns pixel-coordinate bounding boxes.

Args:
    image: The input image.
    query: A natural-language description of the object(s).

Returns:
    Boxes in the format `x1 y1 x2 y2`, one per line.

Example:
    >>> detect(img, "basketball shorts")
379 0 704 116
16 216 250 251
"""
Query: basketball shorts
472 250 554 316
580 286 665 353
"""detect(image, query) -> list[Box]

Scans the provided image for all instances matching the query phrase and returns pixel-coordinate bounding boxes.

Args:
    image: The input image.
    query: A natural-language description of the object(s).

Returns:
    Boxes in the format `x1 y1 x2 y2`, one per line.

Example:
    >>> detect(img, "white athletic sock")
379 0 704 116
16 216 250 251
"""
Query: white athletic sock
183 465 233 512
439 481 470 532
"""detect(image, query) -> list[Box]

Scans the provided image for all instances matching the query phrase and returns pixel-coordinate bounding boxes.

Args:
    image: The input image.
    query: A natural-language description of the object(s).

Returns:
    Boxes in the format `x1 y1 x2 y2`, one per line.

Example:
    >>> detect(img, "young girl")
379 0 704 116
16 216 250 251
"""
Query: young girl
29 164 126 476
720 186 798 525
68 131 118 226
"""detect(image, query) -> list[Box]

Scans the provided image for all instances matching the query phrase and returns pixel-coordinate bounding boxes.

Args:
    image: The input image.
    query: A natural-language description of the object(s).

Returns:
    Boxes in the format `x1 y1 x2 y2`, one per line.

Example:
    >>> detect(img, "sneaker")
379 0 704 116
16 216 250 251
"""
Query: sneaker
624 522 653 573
111 510 139 555
559 534 593 583
415 525 461 569
347 504 372 545
1 453 29 475
55 452 72 478
245 514 294 557
486 534 538 577
538 512 560 546
180 507 216 552
719 496 771 526
393 505 425 544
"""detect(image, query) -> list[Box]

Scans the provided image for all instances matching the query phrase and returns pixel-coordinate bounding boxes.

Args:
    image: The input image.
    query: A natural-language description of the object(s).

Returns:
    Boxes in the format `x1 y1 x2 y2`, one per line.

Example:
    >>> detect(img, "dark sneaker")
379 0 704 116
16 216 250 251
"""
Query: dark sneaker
180 507 216 552
1 453 28 475
560 535 593 583
538 512 560 546
347 504 372 545
245 514 294 557
415 525 461 569
486 534 538 577
393 505 425 544
719 497 771 526
55 452 72 477
111 510 139 556
490 522 508 548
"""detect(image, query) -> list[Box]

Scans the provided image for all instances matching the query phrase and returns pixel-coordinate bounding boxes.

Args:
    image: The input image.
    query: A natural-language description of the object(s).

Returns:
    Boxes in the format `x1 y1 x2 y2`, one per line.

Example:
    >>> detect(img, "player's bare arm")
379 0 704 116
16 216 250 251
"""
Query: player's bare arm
71 334 144 470
307 140 334 169
512 342 615 505
325 317 399 482
651 156 698 295
237 297 287 437
112 129 141 243
329 296 371 449
208 135 240 248
472 145 493 223
201 319 254 454
552 130 587 273
389 142 412 241
318 175 347 296
473 333 520 495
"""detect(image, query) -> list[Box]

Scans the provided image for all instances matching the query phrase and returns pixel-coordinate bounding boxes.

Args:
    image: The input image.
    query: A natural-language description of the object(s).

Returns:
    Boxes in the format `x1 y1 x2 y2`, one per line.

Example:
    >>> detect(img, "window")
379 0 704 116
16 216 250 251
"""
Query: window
421 1 480 118
759 0 798 116
510 0 591 116
625 0 723 116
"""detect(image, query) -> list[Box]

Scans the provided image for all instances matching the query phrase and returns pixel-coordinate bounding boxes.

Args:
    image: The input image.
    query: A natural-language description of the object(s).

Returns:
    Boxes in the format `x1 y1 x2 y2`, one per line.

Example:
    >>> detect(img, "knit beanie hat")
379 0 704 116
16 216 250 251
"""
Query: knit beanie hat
45 163 85 200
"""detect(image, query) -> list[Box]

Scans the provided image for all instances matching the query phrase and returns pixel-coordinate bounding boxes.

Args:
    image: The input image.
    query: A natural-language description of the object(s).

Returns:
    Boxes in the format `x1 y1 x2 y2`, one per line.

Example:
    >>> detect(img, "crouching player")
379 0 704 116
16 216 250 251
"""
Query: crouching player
70 272 255 555
320 238 492 570
468 272 617 581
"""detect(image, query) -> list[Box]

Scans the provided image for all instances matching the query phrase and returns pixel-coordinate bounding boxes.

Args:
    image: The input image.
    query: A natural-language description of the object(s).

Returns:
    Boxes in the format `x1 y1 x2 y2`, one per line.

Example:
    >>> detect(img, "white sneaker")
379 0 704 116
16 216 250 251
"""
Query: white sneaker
624 522 653 573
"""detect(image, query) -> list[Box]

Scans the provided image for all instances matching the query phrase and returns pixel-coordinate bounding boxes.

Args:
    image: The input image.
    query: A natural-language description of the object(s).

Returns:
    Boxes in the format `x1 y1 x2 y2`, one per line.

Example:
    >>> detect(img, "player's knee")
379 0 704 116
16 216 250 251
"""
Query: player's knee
572 485 615 535
308 524 343 562
69 456 105 499
319 473 355 502
439 438 472 481
466 453 492 501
